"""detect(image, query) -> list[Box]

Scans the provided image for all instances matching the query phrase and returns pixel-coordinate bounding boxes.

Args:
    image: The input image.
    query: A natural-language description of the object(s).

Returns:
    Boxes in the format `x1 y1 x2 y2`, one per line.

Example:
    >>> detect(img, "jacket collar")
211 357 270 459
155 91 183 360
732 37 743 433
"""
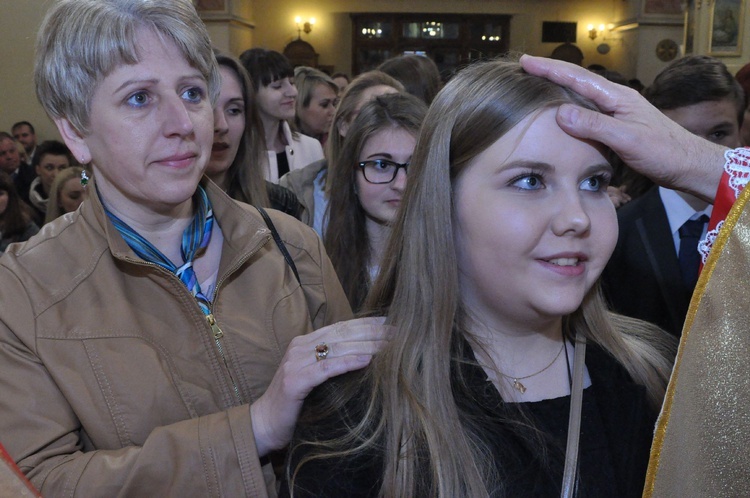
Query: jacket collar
83 175 272 268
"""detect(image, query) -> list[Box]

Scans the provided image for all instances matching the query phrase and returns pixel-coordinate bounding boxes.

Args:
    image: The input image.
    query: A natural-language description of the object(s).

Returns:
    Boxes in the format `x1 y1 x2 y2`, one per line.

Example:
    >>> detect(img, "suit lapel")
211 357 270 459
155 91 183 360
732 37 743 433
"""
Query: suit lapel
633 189 692 330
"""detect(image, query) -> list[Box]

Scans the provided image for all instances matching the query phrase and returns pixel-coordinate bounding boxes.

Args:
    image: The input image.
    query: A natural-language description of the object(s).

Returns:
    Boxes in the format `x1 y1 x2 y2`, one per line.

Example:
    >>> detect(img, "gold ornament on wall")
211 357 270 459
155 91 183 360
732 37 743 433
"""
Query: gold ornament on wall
656 39 679 61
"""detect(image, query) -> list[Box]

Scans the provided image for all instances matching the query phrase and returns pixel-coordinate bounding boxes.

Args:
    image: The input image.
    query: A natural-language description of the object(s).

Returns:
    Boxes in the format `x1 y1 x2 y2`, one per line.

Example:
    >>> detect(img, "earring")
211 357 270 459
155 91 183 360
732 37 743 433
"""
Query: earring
80 169 90 187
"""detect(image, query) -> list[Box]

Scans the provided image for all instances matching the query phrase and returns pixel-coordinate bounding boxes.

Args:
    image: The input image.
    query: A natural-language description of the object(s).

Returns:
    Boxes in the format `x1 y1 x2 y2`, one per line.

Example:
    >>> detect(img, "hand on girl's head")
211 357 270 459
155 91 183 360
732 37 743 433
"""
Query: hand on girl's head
519 54 726 200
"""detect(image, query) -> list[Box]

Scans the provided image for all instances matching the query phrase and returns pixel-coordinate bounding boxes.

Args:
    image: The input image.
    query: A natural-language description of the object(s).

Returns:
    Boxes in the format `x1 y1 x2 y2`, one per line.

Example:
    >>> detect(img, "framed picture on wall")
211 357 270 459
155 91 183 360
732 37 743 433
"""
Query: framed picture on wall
642 0 683 16
710 0 744 55
640 0 684 27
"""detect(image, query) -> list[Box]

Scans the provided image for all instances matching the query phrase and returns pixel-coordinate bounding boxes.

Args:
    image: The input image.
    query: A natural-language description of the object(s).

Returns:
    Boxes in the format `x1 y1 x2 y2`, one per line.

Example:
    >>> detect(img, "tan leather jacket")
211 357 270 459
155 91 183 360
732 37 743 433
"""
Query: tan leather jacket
0 179 352 497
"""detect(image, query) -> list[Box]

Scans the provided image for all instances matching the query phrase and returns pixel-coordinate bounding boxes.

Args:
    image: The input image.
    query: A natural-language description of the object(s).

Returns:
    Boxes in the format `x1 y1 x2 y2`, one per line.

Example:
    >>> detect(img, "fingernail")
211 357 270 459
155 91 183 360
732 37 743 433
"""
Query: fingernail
558 105 580 127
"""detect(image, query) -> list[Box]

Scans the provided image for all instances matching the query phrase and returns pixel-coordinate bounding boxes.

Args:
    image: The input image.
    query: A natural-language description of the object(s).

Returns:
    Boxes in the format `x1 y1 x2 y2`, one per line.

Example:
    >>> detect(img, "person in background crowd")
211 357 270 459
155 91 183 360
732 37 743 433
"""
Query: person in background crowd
378 53 442 105
0 133 21 176
239 48 324 182
27 140 72 225
294 66 339 147
0 171 39 252
206 51 302 218
603 55 744 339
628 78 645 94
11 121 38 165
280 70 404 236
325 93 427 312
43 166 87 224
11 122 40 200
331 72 350 93
0 132 36 205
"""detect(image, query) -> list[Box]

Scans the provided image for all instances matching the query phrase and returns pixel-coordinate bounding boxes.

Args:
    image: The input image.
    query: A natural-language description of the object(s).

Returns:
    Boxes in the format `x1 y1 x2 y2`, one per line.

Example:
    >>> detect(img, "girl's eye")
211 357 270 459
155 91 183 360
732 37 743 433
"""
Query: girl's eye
580 174 611 192
182 87 204 103
227 106 244 116
126 91 149 107
510 174 544 190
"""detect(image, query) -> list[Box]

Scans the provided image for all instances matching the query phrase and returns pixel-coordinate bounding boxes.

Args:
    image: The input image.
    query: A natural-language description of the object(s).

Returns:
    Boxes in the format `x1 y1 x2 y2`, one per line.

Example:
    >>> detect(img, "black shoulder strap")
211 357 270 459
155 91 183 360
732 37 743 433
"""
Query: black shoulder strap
256 206 301 284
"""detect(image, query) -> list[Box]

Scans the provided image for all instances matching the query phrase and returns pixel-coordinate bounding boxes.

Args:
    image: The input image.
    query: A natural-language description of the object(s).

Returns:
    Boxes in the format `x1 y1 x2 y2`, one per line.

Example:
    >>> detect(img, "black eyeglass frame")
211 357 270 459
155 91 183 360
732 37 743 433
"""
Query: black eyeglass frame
357 159 409 184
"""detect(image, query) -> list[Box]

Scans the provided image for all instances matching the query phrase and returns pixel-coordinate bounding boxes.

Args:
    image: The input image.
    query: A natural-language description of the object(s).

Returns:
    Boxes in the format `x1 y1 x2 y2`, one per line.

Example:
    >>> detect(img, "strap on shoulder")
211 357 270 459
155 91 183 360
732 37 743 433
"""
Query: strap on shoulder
256 206 301 285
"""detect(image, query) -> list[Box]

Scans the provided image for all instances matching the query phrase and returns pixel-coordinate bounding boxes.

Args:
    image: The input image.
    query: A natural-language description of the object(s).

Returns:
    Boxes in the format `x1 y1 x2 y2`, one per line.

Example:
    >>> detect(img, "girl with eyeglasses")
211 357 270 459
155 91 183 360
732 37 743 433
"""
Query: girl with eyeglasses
324 92 427 311
280 70 405 237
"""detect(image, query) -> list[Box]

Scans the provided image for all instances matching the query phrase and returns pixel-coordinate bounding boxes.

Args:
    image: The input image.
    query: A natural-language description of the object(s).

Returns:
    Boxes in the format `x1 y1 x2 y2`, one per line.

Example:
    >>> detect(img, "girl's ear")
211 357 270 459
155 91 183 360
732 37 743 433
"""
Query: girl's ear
337 118 350 138
55 118 92 165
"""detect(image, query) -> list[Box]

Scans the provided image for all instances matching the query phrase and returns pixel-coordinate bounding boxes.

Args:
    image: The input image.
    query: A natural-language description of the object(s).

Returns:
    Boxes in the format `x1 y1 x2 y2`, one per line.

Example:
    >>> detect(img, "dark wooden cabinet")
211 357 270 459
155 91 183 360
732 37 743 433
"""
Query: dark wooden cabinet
351 13 511 78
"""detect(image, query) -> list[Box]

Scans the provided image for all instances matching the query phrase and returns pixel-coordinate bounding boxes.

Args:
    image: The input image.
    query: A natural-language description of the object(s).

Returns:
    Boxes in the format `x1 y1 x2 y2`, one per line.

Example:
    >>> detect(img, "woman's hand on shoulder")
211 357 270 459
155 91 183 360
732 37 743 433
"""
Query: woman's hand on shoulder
250 316 391 456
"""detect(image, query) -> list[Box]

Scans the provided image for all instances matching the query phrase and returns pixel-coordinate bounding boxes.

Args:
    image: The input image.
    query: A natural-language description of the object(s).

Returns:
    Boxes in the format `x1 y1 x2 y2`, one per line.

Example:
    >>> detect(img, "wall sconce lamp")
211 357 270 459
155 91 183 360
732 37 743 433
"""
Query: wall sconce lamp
295 16 315 38
587 24 605 40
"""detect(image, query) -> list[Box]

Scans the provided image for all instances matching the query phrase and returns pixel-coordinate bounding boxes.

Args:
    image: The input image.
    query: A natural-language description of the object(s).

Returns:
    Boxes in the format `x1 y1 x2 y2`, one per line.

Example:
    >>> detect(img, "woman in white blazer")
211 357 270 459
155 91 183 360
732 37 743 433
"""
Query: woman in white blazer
239 48 324 183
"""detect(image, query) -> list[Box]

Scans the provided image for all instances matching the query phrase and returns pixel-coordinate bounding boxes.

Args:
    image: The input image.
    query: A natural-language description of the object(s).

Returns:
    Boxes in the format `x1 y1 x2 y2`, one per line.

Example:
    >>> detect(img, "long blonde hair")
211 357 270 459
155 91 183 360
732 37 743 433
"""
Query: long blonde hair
290 59 675 497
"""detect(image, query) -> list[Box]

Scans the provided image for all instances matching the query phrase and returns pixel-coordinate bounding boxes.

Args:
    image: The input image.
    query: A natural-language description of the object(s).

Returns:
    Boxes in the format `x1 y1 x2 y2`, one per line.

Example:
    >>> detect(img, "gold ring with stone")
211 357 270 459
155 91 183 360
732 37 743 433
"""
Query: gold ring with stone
315 343 330 361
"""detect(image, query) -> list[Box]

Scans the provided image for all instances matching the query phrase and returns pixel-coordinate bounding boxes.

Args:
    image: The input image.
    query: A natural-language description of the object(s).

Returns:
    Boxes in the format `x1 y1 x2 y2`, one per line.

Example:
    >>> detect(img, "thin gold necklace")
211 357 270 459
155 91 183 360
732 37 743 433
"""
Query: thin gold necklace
498 341 566 394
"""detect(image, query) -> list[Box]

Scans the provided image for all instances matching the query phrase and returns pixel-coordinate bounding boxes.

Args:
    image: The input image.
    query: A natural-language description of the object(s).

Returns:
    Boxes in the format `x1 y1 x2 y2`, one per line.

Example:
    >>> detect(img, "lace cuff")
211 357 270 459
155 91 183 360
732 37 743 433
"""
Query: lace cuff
699 147 750 263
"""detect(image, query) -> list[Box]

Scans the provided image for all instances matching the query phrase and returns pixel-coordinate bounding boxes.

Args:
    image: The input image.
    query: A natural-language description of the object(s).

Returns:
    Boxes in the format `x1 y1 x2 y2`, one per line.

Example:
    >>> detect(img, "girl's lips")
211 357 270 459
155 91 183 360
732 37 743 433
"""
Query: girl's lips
212 142 229 152
537 254 587 277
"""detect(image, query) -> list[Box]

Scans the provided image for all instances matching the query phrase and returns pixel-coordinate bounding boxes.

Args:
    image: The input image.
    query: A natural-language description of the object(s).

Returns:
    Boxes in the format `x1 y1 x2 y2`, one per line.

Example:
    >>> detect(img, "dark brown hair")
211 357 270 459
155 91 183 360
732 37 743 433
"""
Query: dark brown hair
324 92 427 311
0 171 33 236
215 52 270 208
378 54 441 104
644 55 745 125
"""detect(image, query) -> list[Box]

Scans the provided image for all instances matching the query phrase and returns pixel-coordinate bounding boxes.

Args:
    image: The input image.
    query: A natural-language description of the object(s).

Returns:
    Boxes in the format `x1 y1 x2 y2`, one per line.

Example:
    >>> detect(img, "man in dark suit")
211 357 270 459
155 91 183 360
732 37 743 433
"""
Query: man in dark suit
603 56 745 338
11 122 39 202
11 121 38 166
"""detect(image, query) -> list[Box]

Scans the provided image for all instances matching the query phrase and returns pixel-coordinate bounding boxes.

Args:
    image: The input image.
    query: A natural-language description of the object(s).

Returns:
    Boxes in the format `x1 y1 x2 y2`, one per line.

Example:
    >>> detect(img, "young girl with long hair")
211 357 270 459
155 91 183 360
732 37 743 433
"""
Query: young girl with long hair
284 59 675 497
206 52 301 217
324 92 427 311
0 172 39 252
279 70 405 235
239 48 324 183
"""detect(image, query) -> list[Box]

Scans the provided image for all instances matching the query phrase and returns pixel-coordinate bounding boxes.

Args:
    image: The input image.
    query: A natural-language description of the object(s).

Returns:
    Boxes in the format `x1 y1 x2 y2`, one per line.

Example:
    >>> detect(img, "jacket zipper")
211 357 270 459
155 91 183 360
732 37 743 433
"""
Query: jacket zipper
123 230 270 407
205 313 242 404
205 233 271 405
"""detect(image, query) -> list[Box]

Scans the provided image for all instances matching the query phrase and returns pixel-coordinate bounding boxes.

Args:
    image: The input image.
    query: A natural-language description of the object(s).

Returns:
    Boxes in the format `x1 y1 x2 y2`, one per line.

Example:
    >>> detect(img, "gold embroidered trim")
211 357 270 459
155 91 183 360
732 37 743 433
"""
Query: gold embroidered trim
643 183 750 496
